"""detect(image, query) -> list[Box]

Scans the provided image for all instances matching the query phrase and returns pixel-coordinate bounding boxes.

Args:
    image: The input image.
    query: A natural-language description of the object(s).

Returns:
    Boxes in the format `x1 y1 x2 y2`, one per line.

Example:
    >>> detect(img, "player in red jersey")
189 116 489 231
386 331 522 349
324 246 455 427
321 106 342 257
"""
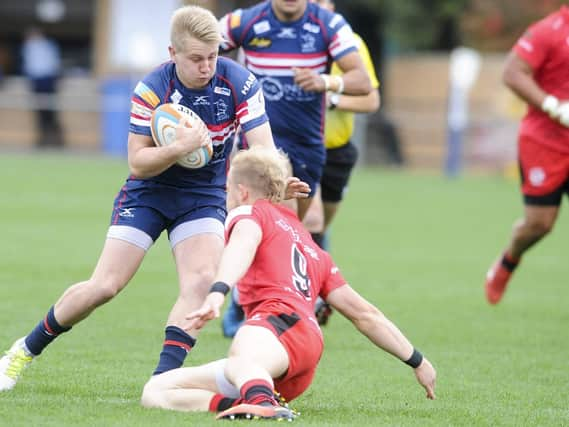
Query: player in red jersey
485 5 569 305
140 147 436 420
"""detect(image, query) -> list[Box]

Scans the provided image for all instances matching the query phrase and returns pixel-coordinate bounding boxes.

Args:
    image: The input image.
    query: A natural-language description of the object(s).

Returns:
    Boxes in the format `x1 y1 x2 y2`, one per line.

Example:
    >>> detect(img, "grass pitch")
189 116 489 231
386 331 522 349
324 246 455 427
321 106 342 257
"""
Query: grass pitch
0 153 568 426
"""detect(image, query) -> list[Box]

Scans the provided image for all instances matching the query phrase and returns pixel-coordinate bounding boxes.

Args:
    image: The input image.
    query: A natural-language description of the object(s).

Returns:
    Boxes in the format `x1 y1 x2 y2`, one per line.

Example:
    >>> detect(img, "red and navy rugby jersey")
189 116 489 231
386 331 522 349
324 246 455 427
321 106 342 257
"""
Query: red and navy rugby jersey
220 2 357 147
129 56 268 188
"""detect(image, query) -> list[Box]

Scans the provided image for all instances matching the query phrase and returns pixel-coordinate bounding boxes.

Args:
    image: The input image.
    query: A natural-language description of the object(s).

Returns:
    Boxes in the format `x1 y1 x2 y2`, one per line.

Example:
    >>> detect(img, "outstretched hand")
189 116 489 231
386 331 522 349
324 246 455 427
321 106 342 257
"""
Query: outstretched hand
414 358 437 399
184 292 226 331
284 176 311 200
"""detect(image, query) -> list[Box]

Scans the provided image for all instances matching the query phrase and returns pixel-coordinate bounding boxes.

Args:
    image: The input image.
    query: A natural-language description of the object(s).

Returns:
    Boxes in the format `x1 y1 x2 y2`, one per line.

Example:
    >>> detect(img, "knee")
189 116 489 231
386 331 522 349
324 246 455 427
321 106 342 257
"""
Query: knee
180 267 217 299
140 379 163 409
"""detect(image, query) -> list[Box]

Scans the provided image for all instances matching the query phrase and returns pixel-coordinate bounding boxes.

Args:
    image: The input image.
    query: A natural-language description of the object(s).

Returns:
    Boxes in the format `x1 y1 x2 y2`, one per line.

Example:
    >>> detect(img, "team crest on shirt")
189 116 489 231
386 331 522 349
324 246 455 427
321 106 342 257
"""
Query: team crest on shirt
170 89 183 104
214 99 229 121
248 37 272 48
301 33 316 53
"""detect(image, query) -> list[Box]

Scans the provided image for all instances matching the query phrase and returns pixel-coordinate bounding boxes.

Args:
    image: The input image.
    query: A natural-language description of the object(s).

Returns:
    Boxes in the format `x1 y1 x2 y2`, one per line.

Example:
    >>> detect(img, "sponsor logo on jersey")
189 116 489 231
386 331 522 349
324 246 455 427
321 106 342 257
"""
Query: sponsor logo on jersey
214 86 231 97
253 20 270 34
260 77 316 102
275 219 300 242
303 244 319 260
193 95 210 106
277 28 296 39
331 267 339 274
303 22 320 34
241 73 257 96
260 77 283 101
248 37 272 48
119 208 136 218
170 89 183 104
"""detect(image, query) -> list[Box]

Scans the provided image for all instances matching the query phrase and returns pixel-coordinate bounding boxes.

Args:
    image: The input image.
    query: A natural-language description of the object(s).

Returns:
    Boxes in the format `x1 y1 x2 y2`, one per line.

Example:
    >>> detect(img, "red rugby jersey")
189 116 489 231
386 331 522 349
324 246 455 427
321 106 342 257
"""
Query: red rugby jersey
225 199 346 320
513 6 569 153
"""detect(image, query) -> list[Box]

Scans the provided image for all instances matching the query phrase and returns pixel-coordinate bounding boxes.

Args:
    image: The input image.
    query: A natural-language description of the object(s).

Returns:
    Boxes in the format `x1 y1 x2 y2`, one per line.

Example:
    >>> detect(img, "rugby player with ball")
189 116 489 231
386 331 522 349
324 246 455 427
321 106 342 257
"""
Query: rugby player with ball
0 5 308 392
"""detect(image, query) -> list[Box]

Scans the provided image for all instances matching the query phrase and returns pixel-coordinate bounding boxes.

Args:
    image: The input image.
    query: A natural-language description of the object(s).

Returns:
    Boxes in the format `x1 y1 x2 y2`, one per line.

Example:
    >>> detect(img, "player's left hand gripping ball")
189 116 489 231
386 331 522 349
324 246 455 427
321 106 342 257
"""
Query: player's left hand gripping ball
151 103 213 168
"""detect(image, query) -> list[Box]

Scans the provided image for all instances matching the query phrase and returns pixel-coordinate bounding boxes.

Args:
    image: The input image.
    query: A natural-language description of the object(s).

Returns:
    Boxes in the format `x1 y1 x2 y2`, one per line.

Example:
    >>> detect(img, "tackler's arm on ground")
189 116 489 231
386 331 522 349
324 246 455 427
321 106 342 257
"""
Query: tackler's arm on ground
326 285 437 400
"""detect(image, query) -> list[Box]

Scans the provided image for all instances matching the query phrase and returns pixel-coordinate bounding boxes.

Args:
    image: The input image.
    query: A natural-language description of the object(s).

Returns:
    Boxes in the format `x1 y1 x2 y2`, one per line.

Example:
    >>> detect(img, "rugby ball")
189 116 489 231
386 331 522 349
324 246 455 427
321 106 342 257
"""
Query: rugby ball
150 103 213 169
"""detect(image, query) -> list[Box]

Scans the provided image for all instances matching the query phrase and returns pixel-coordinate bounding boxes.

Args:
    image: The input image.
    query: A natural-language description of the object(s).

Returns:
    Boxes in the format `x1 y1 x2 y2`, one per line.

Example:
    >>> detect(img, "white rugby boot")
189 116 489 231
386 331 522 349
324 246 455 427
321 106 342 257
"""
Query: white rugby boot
0 337 34 391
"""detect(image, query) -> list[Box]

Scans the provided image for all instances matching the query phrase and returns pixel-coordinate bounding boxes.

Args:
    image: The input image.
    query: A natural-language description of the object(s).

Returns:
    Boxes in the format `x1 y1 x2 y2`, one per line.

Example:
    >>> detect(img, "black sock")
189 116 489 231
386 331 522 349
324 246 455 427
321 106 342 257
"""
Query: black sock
25 306 71 356
501 253 520 272
209 394 239 412
153 326 196 375
241 379 275 406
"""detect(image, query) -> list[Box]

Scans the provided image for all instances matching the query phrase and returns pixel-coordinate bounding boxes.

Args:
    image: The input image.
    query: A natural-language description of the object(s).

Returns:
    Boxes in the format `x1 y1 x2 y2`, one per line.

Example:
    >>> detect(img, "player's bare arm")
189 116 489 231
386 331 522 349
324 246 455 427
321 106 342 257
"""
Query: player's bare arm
327 86 380 113
326 284 436 399
334 51 372 95
503 52 548 110
242 122 276 150
185 219 262 330
504 52 569 127
128 117 209 178
293 52 370 95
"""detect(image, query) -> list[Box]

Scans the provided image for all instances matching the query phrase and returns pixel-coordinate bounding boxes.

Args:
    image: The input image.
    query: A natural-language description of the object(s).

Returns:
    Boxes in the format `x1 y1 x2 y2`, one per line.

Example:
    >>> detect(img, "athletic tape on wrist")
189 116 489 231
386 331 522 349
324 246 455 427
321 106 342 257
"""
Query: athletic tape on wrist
335 76 344 94
209 281 230 295
404 348 423 368
541 95 560 118
321 74 331 91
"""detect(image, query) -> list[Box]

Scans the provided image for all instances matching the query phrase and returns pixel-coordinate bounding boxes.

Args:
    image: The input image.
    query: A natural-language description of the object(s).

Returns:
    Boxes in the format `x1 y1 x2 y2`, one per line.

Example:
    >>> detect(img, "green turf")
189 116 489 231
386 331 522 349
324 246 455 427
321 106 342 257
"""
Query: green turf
0 153 567 426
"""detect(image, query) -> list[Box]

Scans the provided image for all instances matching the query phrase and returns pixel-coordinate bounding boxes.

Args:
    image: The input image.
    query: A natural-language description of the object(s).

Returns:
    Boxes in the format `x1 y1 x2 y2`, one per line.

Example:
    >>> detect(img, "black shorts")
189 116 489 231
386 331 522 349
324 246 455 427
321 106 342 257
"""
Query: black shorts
320 141 358 203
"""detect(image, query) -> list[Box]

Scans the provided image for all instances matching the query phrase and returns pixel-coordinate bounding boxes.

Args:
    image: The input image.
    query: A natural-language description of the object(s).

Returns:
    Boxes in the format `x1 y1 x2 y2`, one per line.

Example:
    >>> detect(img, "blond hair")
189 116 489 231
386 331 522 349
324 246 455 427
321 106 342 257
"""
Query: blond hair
170 5 222 51
230 147 290 204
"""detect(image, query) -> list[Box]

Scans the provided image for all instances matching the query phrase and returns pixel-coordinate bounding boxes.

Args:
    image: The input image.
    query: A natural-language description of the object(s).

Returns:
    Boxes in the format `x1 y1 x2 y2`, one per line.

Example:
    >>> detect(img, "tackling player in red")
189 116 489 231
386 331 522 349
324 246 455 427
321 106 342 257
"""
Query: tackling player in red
485 5 569 304
141 147 436 420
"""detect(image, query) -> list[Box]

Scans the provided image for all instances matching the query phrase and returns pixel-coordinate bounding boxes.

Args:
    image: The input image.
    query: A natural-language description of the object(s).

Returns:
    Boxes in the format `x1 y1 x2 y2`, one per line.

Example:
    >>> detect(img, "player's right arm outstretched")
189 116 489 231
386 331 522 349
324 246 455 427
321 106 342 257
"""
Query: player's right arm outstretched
326 285 436 399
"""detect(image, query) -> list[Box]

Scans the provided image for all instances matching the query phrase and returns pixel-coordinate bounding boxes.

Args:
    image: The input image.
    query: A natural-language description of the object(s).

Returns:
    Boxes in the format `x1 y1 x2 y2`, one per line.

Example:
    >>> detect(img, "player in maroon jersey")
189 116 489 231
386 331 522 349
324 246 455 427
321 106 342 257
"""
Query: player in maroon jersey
140 147 436 420
485 5 569 305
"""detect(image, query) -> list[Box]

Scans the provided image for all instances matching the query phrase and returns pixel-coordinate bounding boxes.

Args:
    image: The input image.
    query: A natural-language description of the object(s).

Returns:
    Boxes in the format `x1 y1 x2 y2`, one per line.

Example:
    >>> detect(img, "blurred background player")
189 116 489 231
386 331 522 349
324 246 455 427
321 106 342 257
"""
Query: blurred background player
218 0 372 337
21 27 63 148
140 147 436 420
219 0 371 220
304 0 381 324
0 5 309 392
485 5 569 305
